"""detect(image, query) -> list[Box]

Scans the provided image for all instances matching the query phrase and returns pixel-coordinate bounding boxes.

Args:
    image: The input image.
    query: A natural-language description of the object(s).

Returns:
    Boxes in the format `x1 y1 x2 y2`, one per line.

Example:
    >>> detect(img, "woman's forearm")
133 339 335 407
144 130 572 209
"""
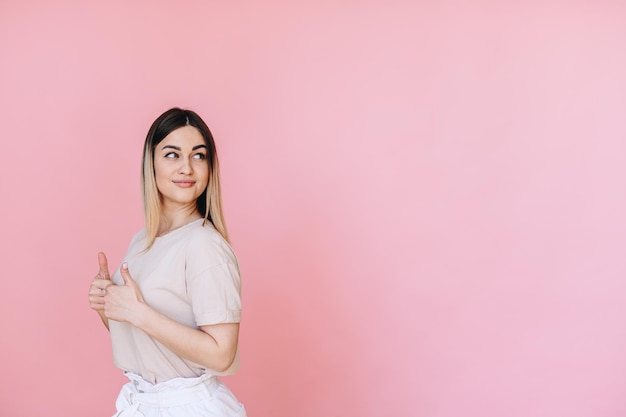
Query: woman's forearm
98 310 110 330
132 303 239 372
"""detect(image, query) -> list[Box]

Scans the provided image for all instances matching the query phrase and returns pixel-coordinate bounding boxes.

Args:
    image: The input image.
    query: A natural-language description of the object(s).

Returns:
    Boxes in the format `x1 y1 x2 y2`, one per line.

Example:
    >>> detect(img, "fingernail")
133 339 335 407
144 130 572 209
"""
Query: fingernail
122 262 128 270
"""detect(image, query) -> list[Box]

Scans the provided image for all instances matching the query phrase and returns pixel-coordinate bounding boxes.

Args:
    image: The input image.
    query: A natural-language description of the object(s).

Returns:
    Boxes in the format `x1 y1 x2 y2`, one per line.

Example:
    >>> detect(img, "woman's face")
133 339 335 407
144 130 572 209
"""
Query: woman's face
153 125 209 210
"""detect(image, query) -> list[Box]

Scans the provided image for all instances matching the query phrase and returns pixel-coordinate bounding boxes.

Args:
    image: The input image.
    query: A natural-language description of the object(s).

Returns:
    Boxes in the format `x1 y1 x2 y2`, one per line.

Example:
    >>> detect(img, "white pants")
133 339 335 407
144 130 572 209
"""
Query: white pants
113 372 246 417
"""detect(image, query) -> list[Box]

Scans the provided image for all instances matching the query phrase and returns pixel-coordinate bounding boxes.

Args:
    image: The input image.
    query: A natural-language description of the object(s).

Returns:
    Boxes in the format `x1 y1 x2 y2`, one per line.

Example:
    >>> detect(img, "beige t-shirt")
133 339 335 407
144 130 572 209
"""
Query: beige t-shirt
109 219 242 384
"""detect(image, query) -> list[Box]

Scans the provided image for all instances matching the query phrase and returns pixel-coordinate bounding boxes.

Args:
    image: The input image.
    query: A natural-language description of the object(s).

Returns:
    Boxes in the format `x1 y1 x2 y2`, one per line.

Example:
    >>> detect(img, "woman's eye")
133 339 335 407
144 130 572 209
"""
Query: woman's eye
193 153 206 160
165 152 178 159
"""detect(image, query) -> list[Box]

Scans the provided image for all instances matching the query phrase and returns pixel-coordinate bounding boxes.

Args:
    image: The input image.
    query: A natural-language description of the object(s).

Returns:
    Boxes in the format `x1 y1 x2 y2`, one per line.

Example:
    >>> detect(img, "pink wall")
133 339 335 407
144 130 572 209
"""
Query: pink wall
1 1 626 416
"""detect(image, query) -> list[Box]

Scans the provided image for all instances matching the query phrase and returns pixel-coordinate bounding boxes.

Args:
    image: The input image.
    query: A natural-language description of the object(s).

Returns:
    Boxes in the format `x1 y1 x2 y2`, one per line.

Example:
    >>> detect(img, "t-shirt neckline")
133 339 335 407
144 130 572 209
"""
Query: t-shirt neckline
155 218 203 240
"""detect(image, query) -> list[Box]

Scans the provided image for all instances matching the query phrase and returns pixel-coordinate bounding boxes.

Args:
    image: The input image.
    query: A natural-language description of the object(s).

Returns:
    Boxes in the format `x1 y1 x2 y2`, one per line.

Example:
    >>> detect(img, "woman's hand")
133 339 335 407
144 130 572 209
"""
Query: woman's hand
88 252 113 312
103 262 146 326
91 256 237 371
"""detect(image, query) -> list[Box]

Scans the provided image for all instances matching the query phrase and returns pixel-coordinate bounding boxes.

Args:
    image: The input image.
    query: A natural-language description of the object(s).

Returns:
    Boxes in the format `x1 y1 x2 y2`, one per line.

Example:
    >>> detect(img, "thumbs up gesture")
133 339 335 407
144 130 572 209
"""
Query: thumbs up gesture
103 262 146 325
88 252 113 312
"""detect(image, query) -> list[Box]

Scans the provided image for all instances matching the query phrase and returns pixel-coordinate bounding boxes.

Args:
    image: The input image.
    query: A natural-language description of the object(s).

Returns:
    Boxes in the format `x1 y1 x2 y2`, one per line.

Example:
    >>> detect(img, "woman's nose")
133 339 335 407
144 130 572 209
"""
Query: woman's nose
178 157 193 174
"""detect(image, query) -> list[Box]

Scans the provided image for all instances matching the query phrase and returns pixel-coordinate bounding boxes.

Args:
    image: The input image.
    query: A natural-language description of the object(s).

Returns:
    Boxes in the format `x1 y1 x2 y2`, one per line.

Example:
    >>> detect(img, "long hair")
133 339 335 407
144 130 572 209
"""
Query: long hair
141 107 229 249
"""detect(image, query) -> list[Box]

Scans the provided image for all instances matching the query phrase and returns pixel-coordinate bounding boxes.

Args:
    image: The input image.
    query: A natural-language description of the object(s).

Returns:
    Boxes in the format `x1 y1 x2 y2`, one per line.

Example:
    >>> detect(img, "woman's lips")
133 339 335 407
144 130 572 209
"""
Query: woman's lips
173 180 196 188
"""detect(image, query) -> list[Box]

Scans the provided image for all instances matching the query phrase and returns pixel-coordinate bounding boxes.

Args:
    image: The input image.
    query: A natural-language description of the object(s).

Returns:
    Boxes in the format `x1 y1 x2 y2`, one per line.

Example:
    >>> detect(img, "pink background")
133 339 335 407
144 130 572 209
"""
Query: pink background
1 1 626 416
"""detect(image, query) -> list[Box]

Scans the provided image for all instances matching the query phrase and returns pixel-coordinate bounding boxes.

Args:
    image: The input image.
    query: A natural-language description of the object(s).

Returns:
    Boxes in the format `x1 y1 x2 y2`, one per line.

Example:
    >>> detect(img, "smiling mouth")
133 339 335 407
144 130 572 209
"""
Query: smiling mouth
173 180 196 188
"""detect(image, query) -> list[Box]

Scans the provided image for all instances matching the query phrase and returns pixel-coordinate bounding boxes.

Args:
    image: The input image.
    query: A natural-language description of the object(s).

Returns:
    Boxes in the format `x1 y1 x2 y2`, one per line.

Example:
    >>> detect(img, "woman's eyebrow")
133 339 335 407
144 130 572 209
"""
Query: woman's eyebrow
161 144 207 151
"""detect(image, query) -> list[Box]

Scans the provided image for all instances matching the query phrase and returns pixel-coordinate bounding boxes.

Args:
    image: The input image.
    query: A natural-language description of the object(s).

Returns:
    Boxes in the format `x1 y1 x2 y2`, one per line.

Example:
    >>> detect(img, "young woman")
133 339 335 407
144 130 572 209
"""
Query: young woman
88 108 246 416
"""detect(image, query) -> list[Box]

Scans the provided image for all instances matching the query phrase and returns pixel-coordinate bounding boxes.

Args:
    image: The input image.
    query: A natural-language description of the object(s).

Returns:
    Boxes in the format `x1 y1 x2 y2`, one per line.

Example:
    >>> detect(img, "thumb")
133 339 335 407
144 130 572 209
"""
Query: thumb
119 262 135 287
98 252 111 280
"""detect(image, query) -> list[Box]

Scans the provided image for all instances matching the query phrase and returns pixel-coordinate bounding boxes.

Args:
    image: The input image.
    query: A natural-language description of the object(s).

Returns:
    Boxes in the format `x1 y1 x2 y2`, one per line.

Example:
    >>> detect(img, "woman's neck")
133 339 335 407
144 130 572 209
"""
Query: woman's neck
158 204 202 236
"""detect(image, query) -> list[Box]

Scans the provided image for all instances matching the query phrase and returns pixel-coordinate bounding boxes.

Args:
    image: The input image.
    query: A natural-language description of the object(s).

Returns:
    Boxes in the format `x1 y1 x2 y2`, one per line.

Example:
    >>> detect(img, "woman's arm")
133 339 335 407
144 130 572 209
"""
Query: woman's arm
137 307 239 372
103 263 239 372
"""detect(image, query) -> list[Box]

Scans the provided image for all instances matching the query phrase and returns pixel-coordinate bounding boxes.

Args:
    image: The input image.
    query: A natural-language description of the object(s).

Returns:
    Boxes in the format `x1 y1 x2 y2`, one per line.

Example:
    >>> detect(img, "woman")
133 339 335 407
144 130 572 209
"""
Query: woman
88 108 246 416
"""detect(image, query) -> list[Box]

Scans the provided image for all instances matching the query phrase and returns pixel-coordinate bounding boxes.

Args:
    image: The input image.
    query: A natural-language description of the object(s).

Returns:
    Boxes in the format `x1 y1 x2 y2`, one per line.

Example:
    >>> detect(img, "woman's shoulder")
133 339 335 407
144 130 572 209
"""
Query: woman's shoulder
129 227 147 246
123 227 148 256
185 220 237 265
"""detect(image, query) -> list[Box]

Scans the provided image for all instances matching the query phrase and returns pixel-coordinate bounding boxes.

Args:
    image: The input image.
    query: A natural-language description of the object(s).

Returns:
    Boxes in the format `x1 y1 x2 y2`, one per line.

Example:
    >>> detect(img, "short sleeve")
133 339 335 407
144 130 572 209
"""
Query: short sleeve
185 226 242 326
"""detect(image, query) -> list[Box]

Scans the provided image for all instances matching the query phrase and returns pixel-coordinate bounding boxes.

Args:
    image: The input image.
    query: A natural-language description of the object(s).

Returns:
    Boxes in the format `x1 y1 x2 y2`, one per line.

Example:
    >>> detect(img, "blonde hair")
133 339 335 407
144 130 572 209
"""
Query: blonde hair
141 108 229 249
